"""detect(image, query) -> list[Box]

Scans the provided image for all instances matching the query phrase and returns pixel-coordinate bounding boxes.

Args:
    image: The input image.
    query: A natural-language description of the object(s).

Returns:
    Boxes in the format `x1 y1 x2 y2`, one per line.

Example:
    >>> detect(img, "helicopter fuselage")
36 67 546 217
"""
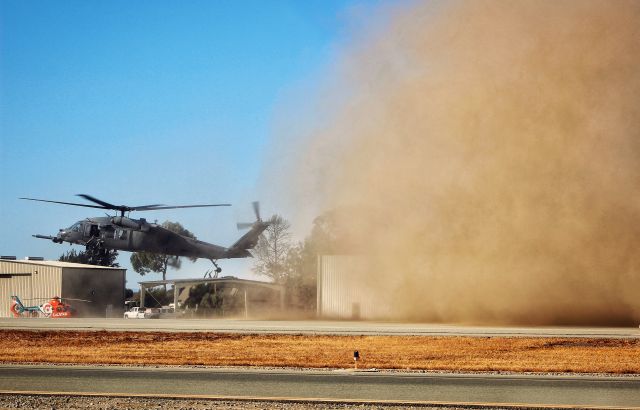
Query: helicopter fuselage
23 195 269 263
47 216 254 260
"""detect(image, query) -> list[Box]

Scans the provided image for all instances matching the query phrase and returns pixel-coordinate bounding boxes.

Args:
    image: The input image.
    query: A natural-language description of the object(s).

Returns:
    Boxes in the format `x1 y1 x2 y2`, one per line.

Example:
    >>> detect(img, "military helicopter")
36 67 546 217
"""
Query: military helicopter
20 194 269 274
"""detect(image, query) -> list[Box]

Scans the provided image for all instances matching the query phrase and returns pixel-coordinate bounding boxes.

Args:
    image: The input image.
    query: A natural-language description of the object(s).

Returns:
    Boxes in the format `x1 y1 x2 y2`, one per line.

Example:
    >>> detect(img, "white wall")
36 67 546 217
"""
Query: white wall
317 255 391 320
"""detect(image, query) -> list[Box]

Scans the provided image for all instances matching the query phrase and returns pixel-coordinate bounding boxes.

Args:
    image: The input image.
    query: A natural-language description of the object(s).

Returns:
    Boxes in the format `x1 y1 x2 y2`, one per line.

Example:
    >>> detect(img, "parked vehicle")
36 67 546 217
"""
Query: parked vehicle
158 306 181 319
123 307 146 319
145 308 161 319
124 300 138 310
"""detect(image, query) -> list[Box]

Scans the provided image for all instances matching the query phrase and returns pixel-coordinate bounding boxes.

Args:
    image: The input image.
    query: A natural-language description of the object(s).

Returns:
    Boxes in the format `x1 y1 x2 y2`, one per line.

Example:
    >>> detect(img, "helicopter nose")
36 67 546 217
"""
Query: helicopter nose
53 230 66 243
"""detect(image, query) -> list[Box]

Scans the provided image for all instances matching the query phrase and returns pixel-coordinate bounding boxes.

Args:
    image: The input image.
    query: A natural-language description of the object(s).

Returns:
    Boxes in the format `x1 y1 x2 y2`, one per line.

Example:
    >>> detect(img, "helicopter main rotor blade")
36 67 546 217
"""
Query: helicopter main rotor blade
78 194 145 212
78 195 164 213
20 197 107 210
129 204 165 210
24 194 230 214
136 204 231 211
78 194 228 211
19 297 56 301
76 194 121 210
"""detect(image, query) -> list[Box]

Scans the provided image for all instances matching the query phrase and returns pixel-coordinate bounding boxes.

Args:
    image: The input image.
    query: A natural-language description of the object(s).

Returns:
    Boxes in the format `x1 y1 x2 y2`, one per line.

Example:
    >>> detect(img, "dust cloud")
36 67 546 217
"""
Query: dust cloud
272 0 640 325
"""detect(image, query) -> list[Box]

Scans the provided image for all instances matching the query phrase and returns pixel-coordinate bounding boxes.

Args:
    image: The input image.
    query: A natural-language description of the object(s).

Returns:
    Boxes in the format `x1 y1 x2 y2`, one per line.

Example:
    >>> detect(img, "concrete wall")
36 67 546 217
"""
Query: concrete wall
317 255 391 320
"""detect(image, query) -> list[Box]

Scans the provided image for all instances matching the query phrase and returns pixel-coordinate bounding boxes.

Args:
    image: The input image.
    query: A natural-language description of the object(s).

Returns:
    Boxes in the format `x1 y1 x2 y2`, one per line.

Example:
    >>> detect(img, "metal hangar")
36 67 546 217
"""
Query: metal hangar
0 257 126 318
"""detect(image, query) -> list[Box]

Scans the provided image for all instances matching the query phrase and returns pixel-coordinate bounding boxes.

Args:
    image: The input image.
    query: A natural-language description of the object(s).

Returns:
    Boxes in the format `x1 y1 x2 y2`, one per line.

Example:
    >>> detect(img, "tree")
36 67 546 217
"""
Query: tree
251 214 292 284
143 286 173 307
129 221 197 285
184 284 223 311
279 209 350 310
307 208 354 254
59 248 119 267
183 284 245 317
251 210 350 310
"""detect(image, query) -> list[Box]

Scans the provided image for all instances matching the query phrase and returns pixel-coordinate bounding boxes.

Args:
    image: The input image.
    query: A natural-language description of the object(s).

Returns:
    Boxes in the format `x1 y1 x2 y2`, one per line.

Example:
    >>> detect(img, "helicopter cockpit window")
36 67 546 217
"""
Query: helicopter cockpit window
70 223 81 232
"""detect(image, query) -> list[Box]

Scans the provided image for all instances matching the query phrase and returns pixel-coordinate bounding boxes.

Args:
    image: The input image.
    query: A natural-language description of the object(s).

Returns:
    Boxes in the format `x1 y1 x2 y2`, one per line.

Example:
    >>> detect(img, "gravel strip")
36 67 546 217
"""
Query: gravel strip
0 394 487 410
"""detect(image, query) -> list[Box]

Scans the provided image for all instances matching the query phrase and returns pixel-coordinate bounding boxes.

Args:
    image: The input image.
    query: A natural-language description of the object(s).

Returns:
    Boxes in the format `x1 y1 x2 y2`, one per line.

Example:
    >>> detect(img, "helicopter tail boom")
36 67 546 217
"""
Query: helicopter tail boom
224 202 270 258
225 221 270 258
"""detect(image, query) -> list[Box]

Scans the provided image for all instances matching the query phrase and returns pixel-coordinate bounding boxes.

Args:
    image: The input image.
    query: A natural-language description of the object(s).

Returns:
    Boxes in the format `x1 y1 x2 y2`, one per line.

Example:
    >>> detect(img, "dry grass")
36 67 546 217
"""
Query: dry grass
0 330 638 374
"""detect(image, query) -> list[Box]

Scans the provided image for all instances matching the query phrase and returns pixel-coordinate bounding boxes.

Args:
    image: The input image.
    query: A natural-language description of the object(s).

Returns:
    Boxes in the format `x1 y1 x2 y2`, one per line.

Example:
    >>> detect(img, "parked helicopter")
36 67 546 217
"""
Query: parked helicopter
10 295 84 318
20 194 270 273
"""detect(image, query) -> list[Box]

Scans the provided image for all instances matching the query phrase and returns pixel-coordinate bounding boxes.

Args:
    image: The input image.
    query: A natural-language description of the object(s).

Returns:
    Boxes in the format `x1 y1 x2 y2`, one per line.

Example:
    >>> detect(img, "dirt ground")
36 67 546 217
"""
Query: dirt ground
0 330 638 374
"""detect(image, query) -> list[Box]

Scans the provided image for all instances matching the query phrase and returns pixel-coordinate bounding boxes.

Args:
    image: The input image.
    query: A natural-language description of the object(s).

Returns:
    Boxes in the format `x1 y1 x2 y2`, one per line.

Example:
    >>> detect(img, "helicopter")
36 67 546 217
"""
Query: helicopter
10 295 87 318
20 194 270 274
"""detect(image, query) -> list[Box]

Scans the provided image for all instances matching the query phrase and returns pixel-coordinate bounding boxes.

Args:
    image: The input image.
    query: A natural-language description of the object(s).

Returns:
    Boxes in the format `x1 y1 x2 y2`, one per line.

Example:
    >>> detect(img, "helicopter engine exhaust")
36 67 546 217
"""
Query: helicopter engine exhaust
111 216 149 231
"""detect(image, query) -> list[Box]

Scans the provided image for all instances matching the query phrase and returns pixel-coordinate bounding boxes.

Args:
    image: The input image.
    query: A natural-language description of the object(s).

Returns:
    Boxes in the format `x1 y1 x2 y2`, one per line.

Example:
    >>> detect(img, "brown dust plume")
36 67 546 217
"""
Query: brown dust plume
277 0 640 325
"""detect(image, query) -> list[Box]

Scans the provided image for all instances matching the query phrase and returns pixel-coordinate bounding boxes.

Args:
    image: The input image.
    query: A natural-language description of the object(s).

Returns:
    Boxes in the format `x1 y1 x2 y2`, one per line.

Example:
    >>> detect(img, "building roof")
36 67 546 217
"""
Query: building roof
0 259 125 270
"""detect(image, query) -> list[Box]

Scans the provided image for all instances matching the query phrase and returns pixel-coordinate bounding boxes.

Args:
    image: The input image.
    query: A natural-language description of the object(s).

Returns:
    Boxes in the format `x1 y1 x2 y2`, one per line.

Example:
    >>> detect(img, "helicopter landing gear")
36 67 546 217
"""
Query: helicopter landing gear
85 237 110 259
205 260 222 279
85 238 107 255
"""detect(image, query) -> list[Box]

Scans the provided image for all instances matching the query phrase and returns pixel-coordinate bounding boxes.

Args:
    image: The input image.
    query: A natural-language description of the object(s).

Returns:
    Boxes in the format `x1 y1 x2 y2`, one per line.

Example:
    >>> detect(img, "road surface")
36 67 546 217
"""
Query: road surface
0 365 638 408
1 318 638 338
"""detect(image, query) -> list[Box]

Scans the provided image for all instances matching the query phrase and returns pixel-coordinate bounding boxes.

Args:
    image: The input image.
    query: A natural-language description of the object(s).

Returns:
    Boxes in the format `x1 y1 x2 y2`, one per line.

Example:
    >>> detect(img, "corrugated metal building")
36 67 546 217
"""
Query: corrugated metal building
317 255 391 320
0 259 126 318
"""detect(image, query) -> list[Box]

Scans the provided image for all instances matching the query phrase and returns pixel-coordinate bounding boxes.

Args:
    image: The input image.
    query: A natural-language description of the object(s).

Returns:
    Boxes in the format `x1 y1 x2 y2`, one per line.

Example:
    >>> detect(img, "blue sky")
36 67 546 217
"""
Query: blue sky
0 0 384 288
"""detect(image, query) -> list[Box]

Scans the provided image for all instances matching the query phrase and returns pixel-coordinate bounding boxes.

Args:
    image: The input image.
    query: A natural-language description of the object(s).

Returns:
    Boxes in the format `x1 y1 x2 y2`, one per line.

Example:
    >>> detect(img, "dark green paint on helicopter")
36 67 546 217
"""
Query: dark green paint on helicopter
20 195 269 269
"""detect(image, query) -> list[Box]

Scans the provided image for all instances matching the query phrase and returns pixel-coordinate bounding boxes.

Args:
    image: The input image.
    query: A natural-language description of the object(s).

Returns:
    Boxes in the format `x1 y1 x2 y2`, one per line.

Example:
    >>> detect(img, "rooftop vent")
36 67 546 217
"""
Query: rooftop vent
0 256 17 260
25 256 44 261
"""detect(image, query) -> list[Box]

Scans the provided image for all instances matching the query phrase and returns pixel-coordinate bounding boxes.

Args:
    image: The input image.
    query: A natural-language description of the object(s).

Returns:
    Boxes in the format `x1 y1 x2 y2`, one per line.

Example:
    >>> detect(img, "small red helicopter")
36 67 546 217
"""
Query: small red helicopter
10 295 88 318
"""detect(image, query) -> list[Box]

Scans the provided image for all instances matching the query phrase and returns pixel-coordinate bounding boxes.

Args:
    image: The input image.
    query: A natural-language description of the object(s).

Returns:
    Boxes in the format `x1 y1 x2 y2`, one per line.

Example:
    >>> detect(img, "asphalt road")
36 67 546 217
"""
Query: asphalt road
1 318 638 338
0 365 638 408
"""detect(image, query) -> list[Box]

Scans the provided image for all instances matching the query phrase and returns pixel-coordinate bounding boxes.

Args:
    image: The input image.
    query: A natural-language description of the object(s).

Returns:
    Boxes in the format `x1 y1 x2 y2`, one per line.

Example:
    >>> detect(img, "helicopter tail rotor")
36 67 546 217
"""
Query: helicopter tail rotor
252 201 261 221
236 201 264 230
227 202 270 257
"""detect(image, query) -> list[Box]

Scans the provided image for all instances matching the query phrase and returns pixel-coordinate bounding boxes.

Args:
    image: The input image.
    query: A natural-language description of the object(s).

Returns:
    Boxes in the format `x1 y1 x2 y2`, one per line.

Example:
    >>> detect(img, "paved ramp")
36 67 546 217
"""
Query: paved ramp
0 365 638 408
1 318 638 338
